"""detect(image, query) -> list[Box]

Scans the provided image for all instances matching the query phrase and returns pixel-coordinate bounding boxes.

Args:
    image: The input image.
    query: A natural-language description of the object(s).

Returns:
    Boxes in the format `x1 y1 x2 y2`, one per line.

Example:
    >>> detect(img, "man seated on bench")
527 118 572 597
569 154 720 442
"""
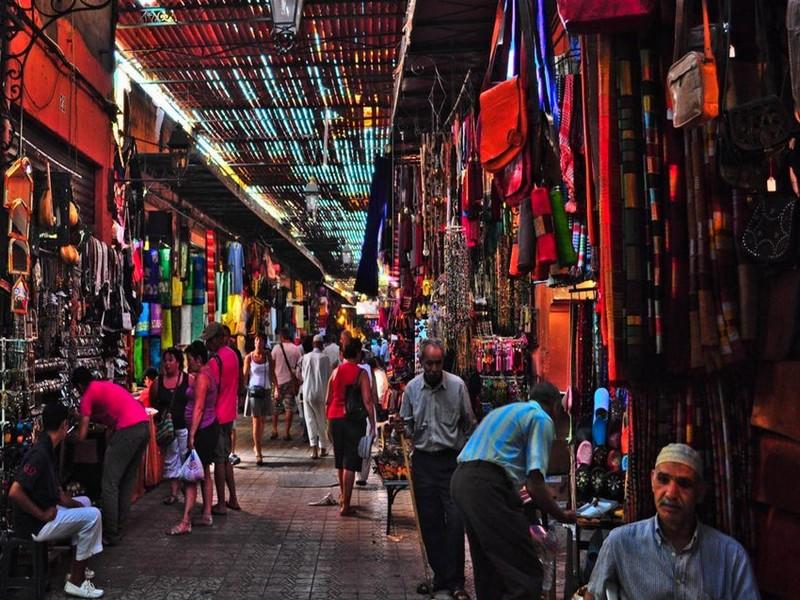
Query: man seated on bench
9 402 104 599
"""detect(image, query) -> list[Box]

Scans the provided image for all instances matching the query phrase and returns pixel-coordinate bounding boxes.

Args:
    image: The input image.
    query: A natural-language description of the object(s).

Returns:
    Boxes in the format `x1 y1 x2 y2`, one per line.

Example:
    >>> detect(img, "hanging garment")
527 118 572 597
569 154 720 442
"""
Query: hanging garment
191 253 206 305
150 336 162 371
551 187 578 267
143 247 159 303
216 271 230 321
355 156 391 296
158 246 172 306
135 302 150 337
294 303 305 330
228 241 244 294
149 303 162 336
132 240 144 284
205 230 216 320
191 304 205 341
134 336 144 384
180 305 192 346
161 308 173 349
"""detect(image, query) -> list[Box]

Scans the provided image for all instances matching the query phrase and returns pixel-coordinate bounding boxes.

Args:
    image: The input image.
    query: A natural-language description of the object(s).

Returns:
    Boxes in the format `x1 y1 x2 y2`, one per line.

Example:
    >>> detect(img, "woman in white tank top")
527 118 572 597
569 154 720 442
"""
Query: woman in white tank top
243 334 275 465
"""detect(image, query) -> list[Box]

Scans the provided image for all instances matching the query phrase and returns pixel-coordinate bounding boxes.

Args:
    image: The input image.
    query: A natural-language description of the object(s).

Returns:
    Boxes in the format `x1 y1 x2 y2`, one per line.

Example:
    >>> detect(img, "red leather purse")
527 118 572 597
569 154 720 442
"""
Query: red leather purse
479 0 528 173
555 0 656 34
496 140 531 207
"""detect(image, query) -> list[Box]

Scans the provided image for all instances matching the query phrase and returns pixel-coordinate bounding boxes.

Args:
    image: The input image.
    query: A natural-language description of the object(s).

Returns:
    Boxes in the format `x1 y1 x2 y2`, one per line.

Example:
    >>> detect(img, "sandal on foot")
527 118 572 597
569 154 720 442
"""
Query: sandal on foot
226 501 242 511
166 520 192 535
211 505 227 516
270 432 279 440
416 582 432 595
283 434 292 441
194 515 213 527
162 495 178 506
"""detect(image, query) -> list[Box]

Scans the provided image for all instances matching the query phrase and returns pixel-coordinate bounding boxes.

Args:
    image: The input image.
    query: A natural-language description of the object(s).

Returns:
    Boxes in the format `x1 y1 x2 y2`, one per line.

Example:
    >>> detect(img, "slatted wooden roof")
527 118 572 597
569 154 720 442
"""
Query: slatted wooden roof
116 0 406 280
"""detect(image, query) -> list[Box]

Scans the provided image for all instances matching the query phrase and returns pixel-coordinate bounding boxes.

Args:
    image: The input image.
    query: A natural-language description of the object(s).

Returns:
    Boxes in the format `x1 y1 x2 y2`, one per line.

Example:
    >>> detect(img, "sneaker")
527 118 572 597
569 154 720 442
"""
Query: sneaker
64 579 104 598
229 453 241 466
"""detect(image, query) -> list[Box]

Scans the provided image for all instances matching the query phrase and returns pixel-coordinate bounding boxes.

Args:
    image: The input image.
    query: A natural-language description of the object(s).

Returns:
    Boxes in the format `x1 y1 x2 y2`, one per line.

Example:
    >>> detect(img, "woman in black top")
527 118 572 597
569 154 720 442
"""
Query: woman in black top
151 347 191 505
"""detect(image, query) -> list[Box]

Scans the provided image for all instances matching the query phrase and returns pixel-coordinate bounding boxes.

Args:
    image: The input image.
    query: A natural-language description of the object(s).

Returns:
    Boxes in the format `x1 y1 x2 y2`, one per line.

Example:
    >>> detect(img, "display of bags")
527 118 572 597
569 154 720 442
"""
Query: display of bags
555 0 655 34
479 0 529 173
740 194 798 262
667 0 719 128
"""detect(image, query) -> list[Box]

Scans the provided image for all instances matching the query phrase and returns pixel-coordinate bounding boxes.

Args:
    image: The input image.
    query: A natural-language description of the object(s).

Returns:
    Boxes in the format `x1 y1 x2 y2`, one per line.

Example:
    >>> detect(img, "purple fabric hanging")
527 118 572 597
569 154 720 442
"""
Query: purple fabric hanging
355 156 391 296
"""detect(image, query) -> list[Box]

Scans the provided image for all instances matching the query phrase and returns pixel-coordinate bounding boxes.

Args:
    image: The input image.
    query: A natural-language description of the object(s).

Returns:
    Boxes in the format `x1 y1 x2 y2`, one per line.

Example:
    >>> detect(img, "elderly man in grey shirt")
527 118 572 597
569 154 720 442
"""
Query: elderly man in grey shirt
586 443 759 600
399 338 476 600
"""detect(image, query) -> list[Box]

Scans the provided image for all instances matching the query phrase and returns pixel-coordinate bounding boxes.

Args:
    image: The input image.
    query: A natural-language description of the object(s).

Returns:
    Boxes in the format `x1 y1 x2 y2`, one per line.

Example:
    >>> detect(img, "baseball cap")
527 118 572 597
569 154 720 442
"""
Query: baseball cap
200 322 225 341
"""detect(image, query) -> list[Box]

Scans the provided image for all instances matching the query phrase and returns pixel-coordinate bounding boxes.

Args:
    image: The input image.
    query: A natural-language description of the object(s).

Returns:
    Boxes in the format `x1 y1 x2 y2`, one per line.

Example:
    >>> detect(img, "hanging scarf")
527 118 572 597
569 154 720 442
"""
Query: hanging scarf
615 39 646 377
191 253 206 306
161 308 173 349
559 73 577 207
191 304 205 342
205 230 217 321
158 246 172 307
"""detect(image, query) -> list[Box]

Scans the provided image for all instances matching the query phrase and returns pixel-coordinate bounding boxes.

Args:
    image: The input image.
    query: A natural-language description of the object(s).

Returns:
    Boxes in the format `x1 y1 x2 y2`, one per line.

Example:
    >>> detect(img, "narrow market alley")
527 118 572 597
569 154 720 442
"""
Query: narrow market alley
44 420 462 600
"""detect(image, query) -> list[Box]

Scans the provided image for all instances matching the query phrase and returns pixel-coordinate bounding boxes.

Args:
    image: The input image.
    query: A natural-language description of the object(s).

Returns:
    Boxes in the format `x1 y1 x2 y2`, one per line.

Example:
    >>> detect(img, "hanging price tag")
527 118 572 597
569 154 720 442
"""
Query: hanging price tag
767 176 777 192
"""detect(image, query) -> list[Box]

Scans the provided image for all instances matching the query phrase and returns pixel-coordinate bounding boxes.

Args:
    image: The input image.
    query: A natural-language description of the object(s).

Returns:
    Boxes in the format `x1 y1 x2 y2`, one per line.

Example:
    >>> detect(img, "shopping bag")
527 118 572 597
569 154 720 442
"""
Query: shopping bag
358 434 374 459
179 449 204 482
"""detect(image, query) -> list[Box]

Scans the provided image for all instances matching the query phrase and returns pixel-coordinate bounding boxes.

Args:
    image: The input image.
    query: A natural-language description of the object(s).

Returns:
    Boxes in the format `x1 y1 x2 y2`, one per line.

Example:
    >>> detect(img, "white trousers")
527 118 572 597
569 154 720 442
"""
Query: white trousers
303 395 329 450
32 496 103 561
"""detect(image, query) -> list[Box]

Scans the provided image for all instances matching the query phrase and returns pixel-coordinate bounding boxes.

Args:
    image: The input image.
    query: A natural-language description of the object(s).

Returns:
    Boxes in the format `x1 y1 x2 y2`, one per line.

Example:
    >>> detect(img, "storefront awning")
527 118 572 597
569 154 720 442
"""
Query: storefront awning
138 152 325 282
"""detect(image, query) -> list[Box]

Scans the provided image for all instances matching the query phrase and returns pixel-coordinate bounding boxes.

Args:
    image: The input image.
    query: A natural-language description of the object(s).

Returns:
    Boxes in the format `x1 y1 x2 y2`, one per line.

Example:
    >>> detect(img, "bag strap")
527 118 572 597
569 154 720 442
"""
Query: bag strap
482 0 507 91
210 354 223 395
673 0 687 63
279 342 299 382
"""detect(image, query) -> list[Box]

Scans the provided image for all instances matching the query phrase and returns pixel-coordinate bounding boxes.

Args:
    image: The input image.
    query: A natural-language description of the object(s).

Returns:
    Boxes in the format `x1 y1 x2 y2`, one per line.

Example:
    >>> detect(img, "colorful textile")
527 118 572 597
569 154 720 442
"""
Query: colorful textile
142 248 159 303
205 230 216 320
216 271 230 321
150 336 162 371
170 276 183 308
161 308 173 349
180 305 192 346
149 303 162 336
228 241 244 294
133 337 144 383
135 302 150 337
191 253 206 305
191 304 205 342
158 247 171 306
559 73 577 208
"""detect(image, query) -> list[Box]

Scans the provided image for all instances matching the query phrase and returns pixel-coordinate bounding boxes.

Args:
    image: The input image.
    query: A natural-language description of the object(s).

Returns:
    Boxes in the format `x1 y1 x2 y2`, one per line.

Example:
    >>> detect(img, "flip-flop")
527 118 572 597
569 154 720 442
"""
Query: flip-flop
166 520 192 536
211 506 227 516
226 501 242 511
162 495 178 506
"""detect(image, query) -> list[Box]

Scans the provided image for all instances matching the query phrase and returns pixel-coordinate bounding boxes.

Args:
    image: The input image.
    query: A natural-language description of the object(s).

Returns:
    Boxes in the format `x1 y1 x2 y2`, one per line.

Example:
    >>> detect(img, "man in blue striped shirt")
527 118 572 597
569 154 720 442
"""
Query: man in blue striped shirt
451 381 575 600
585 443 759 599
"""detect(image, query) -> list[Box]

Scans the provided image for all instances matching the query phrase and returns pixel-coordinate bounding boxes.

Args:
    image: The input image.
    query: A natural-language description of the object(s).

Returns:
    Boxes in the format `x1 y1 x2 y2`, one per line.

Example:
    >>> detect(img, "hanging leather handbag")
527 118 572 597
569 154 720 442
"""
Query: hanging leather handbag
479 0 528 173
741 193 798 263
667 0 719 129
555 0 655 34
497 140 532 207
531 186 557 276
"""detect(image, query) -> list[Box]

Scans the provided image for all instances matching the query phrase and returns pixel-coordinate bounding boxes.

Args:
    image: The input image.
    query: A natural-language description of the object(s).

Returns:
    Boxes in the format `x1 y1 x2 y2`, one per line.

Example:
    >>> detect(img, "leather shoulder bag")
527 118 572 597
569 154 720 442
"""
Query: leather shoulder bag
479 0 528 173
667 0 719 129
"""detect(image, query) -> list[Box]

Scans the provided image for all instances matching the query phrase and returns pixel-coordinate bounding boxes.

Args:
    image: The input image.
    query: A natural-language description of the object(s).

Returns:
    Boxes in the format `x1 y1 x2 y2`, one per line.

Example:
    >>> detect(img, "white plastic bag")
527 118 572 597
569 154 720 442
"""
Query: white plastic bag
179 449 204 482
357 434 373 459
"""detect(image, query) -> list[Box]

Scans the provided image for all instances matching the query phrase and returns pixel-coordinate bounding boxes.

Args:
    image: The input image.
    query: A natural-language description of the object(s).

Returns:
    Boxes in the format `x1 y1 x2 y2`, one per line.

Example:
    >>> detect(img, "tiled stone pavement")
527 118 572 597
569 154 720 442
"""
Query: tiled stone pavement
40 418 475 599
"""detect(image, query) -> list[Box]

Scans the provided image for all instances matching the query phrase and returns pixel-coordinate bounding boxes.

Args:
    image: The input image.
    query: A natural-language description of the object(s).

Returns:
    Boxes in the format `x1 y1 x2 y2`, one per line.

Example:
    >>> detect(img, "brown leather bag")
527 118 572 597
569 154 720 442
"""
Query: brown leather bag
479 0 528 173
667 0 719 128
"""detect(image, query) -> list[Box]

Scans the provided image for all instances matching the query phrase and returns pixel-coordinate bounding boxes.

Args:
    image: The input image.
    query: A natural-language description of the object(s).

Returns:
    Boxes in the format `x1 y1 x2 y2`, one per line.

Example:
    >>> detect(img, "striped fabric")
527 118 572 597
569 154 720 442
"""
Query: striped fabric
205 229 216 323
639 46 664 356
615 39 646 378
458 401 555 485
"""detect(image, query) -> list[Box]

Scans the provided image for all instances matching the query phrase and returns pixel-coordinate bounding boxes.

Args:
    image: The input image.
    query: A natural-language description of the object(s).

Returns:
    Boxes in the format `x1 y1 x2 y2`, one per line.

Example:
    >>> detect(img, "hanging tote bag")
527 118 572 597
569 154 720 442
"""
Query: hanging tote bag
479 0 528 173
555 0 656 34
667 0 719 128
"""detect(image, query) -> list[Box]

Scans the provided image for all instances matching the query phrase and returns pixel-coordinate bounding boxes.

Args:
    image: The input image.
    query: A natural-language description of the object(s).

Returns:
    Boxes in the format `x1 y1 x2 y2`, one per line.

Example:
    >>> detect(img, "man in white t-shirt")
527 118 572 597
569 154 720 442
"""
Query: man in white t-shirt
270 327 303 441
323 334 340 369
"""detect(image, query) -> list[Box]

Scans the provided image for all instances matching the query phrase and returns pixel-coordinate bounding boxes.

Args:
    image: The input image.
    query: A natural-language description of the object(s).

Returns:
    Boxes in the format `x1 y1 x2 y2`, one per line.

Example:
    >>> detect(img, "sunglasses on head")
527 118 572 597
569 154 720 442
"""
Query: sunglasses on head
655 471 696 490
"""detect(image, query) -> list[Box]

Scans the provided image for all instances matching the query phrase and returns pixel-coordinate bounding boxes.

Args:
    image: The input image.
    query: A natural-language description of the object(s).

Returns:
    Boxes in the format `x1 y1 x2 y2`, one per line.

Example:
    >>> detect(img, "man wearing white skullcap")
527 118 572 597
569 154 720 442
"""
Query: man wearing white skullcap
585 443 759 599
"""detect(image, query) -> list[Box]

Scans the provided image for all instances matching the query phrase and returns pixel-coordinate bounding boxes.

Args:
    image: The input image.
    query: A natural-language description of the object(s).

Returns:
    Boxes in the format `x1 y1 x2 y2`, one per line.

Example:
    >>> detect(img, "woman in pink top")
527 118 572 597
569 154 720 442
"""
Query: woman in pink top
166 341 220 535
73 367 150 545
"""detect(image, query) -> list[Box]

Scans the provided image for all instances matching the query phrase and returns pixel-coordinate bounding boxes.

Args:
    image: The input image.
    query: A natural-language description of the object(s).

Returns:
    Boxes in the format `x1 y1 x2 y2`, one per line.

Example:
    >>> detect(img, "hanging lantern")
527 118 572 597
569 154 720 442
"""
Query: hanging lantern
167 125 192 180
270 0 305 53
304 176 320 220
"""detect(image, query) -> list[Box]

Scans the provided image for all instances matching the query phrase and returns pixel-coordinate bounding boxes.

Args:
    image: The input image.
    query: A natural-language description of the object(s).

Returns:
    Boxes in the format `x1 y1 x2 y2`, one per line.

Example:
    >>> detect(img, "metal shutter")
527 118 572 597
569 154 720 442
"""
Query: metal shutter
13 116 97 228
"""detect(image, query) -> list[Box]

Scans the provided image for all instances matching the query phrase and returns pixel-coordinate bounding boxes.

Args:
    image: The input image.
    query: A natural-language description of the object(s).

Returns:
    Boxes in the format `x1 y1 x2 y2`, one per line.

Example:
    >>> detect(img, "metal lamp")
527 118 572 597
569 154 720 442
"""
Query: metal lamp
304 176 320 220
270 0 305 53
167 125 191 180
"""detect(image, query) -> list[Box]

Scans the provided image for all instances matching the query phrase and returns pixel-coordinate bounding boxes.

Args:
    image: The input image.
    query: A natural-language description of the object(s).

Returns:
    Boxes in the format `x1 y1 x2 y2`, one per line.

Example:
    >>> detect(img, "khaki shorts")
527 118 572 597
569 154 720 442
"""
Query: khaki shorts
275 382 297 412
